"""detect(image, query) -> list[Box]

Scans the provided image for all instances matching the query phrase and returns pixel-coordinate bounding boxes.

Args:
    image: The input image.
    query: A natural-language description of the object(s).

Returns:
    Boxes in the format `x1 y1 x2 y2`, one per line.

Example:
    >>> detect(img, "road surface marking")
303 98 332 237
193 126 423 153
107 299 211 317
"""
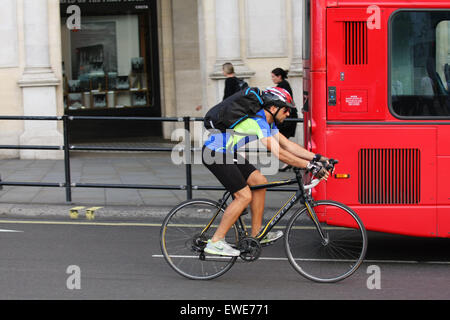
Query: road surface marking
2 220 449 265
0 228 23 232
152 254 450 265
0 219 287 229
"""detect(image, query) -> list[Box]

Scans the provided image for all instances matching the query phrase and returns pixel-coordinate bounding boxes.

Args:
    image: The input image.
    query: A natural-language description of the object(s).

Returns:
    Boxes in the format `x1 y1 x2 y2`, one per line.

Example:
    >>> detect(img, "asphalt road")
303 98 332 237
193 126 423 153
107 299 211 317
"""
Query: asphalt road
1 216 449 301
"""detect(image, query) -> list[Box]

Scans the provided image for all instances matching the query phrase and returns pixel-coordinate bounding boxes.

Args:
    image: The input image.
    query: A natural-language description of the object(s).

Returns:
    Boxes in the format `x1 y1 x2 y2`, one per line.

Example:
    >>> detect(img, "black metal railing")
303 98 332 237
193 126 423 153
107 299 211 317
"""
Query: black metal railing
0 115 303 203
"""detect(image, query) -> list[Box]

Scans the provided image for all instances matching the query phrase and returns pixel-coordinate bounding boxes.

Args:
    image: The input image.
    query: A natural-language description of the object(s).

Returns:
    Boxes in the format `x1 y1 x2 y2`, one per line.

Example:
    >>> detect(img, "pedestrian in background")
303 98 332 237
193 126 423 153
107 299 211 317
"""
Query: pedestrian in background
271 67 298 171
222 62 248 100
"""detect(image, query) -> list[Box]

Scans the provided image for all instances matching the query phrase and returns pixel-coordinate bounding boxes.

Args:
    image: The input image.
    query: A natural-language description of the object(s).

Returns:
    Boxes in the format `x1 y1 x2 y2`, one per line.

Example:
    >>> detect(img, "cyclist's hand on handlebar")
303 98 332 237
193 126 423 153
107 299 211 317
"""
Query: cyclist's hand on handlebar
306 161 329 180
313 154 337 174
322 158 338 174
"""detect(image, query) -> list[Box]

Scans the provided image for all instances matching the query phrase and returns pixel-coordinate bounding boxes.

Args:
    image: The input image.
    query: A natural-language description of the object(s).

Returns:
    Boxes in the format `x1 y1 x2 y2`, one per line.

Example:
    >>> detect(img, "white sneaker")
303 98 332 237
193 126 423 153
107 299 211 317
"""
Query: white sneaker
204 239 240 257
260 231 283 245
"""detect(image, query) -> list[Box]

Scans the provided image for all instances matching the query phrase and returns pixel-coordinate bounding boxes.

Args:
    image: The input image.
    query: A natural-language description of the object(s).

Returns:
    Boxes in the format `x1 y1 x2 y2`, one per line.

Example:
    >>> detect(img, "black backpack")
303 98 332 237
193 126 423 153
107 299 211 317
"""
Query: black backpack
237 78 249 90
204 87 264 132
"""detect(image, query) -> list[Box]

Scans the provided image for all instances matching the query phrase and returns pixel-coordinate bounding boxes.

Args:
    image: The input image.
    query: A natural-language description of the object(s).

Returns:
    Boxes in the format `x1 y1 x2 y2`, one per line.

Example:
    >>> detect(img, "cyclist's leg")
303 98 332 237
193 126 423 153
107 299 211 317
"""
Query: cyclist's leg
246 170 267 237
211 186 252 242
234 152 267 237
202 148 252 243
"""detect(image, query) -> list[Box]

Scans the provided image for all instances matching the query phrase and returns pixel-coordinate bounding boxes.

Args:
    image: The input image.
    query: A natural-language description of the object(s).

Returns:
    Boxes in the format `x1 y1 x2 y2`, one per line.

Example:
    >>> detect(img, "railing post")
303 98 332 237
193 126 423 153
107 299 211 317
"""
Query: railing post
184 116 193 200
63 115 72 203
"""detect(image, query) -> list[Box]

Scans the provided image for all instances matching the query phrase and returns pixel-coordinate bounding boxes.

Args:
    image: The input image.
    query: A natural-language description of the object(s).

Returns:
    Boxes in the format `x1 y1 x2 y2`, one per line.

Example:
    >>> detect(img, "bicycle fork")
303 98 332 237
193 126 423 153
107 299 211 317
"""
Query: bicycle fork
304 201 329 246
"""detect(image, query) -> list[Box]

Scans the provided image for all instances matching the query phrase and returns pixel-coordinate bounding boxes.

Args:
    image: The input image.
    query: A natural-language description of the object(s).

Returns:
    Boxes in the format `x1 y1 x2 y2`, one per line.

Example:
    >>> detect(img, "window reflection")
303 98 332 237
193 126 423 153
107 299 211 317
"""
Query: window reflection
62 15 149 111
391 11 450 118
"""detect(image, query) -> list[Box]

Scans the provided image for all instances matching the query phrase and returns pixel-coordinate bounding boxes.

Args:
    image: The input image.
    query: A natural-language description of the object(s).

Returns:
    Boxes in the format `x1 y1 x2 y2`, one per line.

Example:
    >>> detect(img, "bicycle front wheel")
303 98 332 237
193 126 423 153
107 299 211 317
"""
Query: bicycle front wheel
285 200 367 283
160 199 238 280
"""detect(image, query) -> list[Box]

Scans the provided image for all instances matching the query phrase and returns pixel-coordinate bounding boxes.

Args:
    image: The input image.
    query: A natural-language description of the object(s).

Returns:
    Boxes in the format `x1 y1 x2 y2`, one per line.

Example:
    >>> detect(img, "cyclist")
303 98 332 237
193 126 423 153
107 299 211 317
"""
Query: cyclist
202 87 331 256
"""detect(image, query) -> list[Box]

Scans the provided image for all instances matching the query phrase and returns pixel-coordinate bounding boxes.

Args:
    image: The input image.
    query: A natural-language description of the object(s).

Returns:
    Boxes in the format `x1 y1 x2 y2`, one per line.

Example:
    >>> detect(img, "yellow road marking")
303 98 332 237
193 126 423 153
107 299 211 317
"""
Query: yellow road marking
0 219 345 230
0 219 287 230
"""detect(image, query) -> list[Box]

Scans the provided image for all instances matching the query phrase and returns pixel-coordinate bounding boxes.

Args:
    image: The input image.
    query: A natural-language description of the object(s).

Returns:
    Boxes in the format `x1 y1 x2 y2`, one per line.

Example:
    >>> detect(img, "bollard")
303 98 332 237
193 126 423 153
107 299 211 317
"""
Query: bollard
69 206 85 219
86 207 103 220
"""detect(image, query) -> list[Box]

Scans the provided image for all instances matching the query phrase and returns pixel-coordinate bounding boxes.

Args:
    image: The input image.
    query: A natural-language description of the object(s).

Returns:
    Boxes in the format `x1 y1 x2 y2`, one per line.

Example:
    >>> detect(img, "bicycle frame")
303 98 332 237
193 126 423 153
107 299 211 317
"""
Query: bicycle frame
161 158 368 282
200 171 328 244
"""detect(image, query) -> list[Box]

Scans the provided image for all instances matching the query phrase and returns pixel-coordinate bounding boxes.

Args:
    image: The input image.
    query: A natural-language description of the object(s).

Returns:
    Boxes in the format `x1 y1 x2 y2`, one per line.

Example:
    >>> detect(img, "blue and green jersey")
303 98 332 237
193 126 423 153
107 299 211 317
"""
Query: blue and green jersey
204 109 279 153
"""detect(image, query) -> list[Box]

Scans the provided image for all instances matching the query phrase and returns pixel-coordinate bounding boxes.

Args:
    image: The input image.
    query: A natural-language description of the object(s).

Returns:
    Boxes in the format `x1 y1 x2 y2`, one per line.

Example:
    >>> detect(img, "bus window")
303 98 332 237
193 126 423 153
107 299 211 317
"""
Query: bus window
437 21 450 91
390 11 450 118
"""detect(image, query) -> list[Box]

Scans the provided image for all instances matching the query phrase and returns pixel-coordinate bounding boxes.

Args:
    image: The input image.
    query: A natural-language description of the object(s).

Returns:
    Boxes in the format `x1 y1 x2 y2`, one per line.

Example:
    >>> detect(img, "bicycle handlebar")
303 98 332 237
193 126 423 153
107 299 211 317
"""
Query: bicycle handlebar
293 158 338 174
293 158 338 190
325 159 338 171
304 178 320 190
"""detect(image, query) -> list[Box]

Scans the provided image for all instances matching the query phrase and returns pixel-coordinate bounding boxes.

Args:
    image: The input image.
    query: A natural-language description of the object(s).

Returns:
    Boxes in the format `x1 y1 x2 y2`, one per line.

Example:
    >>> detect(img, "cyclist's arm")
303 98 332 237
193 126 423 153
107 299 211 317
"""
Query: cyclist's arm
275 132 316 161
260 136 310 169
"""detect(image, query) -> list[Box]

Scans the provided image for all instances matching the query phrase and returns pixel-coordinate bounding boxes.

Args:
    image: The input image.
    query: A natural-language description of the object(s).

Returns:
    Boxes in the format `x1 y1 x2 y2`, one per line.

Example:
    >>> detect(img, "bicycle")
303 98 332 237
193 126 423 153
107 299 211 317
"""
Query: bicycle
160 160 367 283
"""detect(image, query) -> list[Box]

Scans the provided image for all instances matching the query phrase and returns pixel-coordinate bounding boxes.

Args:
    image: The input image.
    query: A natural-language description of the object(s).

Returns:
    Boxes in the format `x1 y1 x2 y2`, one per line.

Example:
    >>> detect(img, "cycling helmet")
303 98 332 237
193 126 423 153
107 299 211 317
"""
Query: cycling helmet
262 87 296 126
262 87 296 110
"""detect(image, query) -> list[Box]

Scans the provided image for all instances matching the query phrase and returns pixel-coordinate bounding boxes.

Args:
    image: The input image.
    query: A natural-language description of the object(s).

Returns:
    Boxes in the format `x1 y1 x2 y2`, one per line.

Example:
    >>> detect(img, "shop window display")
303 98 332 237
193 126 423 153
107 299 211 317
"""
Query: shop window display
61 16 150 111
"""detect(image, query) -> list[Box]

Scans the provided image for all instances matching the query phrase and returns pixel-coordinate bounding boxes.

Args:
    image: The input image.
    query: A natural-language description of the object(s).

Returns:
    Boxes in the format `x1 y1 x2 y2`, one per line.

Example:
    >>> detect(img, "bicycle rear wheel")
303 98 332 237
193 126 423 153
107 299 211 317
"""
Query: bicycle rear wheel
285 200 367 283
160 199 238 280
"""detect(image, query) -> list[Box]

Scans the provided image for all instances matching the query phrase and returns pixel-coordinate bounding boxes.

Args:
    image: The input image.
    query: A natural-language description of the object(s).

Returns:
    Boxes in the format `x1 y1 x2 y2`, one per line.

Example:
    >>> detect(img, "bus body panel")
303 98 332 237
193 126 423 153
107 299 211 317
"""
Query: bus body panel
331 205 437 237
304 0 450 237
326 126 437 205
437 125 450 155
437 207 450 237
311 0 327 72
325 126 438 237
437 157 450 237
326 8 387 121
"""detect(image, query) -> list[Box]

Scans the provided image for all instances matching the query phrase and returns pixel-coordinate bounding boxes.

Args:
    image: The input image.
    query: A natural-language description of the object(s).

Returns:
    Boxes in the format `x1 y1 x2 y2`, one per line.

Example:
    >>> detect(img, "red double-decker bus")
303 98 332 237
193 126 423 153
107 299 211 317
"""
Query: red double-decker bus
303 0 450 238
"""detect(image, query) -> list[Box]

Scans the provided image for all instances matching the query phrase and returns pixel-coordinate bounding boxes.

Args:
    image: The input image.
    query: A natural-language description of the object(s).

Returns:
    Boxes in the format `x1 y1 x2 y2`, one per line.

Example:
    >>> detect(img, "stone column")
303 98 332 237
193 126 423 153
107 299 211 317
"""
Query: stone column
289 0 303 96
289 0 303 143
0 0 20 159
210 0 254 102
0 0 19 68
18 0 62 159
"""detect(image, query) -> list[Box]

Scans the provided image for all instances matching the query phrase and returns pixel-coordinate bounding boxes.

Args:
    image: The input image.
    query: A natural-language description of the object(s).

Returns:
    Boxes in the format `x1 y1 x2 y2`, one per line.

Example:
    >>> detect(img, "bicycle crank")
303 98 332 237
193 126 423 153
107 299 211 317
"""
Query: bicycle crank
191 233 208 253
237 237 261 262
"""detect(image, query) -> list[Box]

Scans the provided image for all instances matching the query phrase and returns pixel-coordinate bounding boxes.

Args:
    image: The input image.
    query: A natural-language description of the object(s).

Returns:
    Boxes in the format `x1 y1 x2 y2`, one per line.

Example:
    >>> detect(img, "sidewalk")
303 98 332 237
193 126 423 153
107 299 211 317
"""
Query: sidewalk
0 148 298 219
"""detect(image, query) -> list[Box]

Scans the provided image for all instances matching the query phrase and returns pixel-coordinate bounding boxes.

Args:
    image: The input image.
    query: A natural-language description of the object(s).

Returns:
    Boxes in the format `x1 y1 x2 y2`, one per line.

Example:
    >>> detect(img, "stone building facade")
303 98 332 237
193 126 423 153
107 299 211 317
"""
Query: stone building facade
0 0 303 159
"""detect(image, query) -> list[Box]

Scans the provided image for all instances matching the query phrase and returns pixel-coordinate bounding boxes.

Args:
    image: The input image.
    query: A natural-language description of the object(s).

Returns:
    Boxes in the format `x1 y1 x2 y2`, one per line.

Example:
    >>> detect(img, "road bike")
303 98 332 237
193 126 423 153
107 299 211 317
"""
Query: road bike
160 160 367 283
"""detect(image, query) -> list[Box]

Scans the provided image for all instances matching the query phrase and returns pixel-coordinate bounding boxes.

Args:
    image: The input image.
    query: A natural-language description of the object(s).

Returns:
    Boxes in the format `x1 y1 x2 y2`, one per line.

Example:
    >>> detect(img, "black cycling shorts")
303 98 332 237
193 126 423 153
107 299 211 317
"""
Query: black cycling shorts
202 146 257 194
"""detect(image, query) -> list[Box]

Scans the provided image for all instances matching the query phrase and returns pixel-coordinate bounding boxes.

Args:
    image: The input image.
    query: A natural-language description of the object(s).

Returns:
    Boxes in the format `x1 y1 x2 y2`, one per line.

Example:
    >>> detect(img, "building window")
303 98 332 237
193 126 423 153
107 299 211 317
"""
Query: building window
60 1 159 114
390 10 450 118
60 1 160 140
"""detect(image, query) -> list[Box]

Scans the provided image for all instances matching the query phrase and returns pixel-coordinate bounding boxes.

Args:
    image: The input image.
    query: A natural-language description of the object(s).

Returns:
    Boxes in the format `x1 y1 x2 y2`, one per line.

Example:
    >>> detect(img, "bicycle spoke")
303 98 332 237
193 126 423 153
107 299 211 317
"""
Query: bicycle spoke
285 200 367 283
160 199 238 280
